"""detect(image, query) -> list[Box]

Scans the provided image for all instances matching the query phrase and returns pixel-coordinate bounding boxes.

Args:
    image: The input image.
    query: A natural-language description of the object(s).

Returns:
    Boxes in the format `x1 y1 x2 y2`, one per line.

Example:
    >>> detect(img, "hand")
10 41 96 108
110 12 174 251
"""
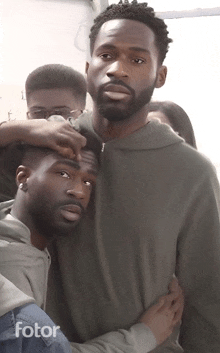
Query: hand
19 119 87 160
139 278 184 345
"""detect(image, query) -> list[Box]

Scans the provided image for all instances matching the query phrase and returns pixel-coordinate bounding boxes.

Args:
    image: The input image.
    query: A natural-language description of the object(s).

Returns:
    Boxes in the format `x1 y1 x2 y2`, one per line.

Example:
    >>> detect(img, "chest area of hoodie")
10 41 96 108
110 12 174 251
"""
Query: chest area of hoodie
95 146 194 255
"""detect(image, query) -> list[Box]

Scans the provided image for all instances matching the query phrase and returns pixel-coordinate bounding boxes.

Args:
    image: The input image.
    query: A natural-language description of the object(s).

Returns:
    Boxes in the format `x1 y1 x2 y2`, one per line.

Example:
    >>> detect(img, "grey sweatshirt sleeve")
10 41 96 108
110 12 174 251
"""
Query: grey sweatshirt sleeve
177 164 220 352
70 323 157 353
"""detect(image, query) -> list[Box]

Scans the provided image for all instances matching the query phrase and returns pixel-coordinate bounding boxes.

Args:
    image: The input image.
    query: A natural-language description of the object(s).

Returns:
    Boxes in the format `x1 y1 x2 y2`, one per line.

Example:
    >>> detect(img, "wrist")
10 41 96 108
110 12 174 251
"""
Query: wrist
129 323 158 352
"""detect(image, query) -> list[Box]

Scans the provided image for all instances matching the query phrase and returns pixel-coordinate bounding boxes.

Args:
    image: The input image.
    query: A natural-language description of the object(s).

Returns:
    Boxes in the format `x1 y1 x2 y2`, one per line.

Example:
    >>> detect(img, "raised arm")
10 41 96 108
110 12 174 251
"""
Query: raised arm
0 119 86 160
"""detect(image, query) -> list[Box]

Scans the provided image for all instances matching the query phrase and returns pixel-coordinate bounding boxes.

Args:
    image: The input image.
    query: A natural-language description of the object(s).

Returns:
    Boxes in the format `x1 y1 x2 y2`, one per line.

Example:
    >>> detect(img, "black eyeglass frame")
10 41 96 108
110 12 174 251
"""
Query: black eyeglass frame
26 108 84 120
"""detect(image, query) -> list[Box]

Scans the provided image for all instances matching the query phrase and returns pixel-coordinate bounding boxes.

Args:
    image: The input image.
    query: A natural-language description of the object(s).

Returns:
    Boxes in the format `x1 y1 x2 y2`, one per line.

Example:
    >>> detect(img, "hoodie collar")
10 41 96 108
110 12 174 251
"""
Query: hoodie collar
78 111 184 150
0 213 31 245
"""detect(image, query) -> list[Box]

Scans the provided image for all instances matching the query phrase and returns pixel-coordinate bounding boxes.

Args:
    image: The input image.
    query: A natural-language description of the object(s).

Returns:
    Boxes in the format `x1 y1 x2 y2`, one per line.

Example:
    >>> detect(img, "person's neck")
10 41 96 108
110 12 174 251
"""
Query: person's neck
11 203 48 251
92 106 150 142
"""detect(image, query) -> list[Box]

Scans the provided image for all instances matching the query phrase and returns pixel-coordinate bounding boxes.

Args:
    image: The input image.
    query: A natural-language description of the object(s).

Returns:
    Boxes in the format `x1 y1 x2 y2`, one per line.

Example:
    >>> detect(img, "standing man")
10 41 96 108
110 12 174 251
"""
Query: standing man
47 2 220 352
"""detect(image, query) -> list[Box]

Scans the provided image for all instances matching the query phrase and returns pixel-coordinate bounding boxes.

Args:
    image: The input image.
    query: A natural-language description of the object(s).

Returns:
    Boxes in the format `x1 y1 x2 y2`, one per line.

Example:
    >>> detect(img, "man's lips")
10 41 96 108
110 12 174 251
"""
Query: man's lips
60 204 83 222
103 84 131 100
104 84 131 94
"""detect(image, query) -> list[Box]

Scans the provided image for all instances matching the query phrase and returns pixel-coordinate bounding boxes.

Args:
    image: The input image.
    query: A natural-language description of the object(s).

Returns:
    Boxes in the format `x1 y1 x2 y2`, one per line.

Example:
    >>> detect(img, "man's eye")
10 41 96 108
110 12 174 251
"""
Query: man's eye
99 53 112 60
132 58 145 64
53 110 63 115
84 180 95 188
84 181 91 186
60 171 70 178
31 111 45 119
54 110 68 116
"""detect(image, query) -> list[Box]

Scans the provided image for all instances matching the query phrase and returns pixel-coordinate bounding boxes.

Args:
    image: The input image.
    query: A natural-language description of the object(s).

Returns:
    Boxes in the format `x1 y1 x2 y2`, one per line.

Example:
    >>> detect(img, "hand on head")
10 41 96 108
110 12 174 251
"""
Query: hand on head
20 119 87 161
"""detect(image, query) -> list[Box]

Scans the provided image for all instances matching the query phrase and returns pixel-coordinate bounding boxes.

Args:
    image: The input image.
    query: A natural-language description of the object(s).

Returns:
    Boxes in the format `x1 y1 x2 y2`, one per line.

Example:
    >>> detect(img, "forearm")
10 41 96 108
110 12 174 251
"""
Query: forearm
0 120 35 147
70 324 157 353
0 119 86 158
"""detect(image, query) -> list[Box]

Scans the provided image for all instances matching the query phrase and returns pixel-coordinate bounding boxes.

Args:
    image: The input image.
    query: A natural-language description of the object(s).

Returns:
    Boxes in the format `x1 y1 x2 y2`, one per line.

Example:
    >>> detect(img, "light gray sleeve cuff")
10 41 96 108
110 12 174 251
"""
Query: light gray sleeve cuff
128 323 157 353
70 323 157 353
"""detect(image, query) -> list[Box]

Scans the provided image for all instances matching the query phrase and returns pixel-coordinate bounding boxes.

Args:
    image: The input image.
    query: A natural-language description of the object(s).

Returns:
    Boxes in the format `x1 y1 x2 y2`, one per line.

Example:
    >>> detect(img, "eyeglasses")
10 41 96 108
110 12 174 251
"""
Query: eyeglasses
27 108 84 120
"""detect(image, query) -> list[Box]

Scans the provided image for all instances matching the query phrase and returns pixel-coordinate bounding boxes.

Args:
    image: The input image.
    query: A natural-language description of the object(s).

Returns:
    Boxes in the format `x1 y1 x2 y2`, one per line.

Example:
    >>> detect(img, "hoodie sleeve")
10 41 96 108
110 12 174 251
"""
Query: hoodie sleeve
177 163 220 352
70 323 157 353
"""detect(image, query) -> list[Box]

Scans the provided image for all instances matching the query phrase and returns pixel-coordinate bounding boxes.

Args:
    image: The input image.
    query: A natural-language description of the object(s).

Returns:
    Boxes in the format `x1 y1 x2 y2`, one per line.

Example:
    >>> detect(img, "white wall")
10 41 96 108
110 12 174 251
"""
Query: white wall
0 0 94 119
152 15 220 171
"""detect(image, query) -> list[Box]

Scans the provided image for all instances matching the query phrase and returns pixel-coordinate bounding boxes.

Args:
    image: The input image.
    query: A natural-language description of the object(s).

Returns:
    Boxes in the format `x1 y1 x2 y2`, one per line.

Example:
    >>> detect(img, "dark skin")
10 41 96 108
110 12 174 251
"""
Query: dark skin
86 19 167 141
0 119 86 160
11 150 98 250
27 88 85 120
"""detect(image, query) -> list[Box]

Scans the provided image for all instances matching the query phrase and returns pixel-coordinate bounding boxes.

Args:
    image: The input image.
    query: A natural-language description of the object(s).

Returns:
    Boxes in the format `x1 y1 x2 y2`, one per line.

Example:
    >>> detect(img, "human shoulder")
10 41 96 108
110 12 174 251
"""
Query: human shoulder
0 213 31 245
177 142 218 179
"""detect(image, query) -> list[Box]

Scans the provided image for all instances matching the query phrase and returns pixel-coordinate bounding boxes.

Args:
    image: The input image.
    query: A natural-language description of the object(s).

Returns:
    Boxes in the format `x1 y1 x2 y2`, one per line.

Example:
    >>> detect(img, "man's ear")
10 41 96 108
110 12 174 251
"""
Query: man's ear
155 65 167 88
85 61 89 75
16 166 31 187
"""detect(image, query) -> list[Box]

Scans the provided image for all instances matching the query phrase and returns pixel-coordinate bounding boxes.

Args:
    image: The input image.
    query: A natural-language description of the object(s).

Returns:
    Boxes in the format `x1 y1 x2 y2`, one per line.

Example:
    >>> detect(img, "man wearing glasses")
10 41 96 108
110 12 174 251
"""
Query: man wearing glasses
26 64 86 121
0 64 87 202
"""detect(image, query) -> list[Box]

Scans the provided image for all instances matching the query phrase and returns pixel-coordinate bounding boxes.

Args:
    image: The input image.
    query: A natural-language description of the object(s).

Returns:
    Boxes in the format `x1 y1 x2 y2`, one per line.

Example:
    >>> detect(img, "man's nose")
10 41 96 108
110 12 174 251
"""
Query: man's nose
106 60 128 79
66 180 85 199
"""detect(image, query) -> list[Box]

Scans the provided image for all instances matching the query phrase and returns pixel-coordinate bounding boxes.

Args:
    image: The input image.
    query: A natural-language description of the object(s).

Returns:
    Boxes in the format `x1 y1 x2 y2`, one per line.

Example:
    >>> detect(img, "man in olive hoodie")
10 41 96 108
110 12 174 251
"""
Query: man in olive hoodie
47 2 220 353
0 2 219 353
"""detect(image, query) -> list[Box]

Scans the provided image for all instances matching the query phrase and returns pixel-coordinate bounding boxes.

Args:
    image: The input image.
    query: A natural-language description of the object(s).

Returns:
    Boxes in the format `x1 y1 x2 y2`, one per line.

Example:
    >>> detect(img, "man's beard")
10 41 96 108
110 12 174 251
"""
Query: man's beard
28 197 84 241
96 81 155 122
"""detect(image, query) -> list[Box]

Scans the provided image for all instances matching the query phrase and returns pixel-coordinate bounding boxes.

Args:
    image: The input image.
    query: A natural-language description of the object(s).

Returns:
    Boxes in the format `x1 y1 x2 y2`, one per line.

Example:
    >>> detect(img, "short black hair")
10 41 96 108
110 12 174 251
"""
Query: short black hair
89 1 172 64
3 128 102 175
79 128 102 164
148 100 197 148
25 64 87 106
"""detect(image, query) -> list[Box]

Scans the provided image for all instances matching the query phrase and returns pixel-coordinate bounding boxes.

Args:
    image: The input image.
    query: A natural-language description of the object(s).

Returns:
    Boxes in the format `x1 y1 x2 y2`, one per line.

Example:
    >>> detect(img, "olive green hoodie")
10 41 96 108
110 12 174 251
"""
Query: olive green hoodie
47 114 220 353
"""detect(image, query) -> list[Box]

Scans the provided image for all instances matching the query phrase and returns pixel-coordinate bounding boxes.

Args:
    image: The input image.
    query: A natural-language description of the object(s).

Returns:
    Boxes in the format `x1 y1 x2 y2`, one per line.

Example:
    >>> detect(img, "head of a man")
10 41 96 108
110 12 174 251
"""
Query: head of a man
86 1 172 123
25 64 87 120
147 100 197 148
11 129 101 249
